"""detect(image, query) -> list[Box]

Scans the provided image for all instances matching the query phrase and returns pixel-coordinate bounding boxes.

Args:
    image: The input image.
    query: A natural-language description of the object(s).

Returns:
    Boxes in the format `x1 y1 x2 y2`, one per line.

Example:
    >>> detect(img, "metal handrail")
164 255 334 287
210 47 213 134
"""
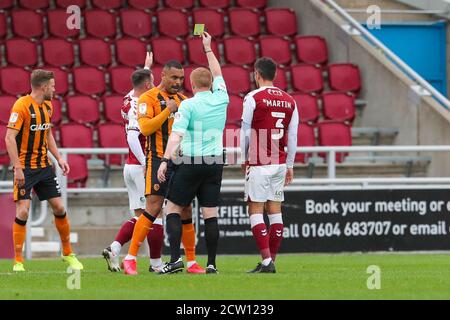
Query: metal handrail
323 0 450 110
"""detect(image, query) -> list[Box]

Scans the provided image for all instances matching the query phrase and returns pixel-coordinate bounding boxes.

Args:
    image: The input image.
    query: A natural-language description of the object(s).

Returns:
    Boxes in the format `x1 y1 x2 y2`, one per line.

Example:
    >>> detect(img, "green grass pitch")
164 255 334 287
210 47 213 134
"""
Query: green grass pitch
1 254 450 300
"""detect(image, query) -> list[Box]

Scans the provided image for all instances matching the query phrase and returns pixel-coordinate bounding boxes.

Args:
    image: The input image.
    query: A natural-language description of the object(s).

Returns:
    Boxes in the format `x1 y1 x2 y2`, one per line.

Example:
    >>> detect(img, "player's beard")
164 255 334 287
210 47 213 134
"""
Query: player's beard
43 92 53 101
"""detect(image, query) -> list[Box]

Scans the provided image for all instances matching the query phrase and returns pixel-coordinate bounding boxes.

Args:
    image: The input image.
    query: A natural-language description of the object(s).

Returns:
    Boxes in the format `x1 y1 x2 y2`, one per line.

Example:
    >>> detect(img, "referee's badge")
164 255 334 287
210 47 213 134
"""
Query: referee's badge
139 103 147 115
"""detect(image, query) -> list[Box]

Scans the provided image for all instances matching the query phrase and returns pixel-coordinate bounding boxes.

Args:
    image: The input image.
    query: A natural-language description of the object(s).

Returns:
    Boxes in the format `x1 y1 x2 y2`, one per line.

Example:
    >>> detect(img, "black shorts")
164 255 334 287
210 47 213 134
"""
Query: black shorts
167 161 224 207
14 166 61 202
145 156 175 197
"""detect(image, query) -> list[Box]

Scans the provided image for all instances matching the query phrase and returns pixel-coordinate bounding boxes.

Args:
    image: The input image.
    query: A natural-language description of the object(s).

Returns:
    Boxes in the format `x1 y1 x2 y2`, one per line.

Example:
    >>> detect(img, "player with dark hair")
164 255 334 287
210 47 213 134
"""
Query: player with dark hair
5 69 83 272
241 57 299 273
102 54 168 272
123 60 204 275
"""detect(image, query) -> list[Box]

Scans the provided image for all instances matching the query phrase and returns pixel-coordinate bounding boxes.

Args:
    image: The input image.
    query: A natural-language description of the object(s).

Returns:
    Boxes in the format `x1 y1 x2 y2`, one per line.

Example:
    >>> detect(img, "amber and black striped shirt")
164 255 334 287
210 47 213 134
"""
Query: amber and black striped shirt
137 87 186 159
7 95 53 169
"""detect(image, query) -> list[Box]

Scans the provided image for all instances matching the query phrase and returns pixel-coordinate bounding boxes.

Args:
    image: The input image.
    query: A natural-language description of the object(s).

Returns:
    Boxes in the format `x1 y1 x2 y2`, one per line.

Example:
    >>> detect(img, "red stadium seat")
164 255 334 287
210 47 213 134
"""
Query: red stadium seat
55 0 87 8
164 0 194 10
66 95 100 125
226 95 243 126
152 65 164 87
0 96 16 125
229 8 261 37
98 123 128 165
274 67 288 91
48 9 80 39
199 0 230 9
60 124 94 149
19 0 50 10
116 38 148 67
5 39 38 68
265 8 297 37
318 122 352 163
292 93 320 124
295 35 328 67
120 10 153 39
259 36 292 66
236 0 267 9
296 123 315 163
223 37 256 65
192 8 225 38
182 65 197 93
50 98 62 126
151 38 184 65
187 37 219 66
322 92 356 123
43 67 69 96
92 0 124 10
67 154 88 188
0 13 6 39
0 0 14 10
0 68 30 96
328 63 362 95
129 0 159 10
222 65 251 96
11 10 44 38
73 67 106 96
291 64 324 94
79 39 112 67
0 126 10 166
157 9 189 38
110 67 134 95
85 10 117 39
104 95 125 124
42 39 75 68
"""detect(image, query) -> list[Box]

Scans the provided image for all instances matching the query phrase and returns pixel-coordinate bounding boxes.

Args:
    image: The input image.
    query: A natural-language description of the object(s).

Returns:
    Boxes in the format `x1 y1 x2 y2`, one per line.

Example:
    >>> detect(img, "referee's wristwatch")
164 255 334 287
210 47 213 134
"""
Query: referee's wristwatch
161 157 170 164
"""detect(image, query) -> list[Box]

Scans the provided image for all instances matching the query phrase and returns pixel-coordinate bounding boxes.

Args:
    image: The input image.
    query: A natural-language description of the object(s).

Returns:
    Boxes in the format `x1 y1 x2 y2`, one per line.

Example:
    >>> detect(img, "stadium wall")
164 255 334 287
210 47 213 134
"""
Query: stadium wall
270 0 450 176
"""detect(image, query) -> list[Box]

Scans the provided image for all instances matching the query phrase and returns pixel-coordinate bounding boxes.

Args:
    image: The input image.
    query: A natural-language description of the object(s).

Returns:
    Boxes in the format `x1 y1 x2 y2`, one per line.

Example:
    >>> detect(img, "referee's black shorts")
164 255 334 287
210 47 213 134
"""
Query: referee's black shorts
167 158 224 208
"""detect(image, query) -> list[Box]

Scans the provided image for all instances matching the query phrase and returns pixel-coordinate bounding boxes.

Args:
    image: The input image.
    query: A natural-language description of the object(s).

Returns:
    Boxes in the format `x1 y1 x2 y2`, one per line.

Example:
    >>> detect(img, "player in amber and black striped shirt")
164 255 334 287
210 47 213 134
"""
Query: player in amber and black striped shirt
4 70 83 272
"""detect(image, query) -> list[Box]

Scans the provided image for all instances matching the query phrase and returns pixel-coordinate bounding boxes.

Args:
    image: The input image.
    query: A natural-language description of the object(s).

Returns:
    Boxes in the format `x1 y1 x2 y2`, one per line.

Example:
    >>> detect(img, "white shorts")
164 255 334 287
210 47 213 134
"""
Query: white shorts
124 164 146 211
244 164 287 203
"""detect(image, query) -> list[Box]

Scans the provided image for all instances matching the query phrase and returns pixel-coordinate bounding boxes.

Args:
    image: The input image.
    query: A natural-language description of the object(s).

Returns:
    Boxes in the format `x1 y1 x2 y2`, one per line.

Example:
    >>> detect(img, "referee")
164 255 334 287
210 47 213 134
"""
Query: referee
157 32 229 274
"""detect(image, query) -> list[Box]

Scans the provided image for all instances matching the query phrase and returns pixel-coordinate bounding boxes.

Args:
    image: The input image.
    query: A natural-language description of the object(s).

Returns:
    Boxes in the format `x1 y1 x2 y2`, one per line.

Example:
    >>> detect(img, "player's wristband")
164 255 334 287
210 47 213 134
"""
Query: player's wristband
204 49 212 53
161 157 170 164
144 66 150 70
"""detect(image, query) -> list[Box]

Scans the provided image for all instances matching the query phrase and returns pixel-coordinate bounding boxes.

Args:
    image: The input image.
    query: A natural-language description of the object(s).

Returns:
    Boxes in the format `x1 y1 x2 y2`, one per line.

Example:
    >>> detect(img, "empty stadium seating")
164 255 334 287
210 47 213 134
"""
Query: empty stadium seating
165 0 195 10
157 9 190 38
44 67 69 96
129 0 159 10
79 39 112 67
92 0 123 10
11 10 44 38
328 63 362 95
103 95 125 124
236 0 267 9
42 39 75 68
120 10 153 39
110 67 134 95
47 9 80 38
0 13 6 39
60 124 94 156
0 0 14 10
187 37 219 66
5 38 38 68
265 8 297 37
223 37 256 65
0 67 30 96
19 0 49 10
296 123 315 163
73 67 106 96
292 93 320 124
151 38 184 65
259 36 292 66
98 123 128 165
0 96 16 125
291 64 324 94
55 0 87 9
229 8 261 37
226 95 244 126
0 126 9 166
116 38 148 67
66 95 100 125
221 65 251 96
84 10 116 39
51 98 63 126
295 35 329 67
274 68 288 91
318 122 352 163
67 154 88 188
322 92 356 123
200 0 231 9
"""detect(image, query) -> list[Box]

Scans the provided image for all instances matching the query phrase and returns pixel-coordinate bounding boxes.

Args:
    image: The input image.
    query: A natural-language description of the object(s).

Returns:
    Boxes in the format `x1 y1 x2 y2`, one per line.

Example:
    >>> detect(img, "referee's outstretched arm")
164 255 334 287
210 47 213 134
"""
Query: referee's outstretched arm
202 32 222 78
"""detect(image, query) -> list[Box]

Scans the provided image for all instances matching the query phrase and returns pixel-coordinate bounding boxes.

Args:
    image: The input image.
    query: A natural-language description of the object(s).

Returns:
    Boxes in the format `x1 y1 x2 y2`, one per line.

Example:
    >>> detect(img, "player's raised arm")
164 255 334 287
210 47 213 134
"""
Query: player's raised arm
202 32 221 78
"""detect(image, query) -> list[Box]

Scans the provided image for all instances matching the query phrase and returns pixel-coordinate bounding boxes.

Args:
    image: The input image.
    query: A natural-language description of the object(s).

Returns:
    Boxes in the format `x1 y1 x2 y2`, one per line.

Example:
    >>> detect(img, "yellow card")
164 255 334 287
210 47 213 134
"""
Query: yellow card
194 24 205 36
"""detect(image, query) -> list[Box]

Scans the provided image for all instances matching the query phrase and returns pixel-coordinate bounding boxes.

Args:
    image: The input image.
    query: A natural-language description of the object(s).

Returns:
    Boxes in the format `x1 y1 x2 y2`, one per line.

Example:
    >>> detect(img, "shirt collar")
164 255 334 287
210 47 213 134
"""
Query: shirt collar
194 90 212 97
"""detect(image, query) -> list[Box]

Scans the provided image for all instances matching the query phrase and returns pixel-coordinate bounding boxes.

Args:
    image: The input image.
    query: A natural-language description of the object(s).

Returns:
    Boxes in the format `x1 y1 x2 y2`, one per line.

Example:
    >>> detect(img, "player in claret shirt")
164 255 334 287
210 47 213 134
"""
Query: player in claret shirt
240 57 299 273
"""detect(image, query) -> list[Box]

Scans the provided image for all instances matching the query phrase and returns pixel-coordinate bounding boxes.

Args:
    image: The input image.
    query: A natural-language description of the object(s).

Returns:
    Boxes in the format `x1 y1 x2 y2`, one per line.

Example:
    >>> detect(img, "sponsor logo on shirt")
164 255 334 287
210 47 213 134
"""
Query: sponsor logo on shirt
268 89 283 97
30 123 52 131
139 103 147 115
